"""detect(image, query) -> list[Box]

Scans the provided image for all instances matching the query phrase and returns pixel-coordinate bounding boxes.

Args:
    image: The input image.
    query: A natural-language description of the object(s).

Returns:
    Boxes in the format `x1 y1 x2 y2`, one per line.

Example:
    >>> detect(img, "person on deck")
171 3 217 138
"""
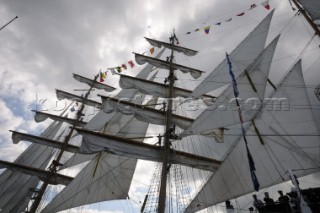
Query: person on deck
252 194 264 212
263 192 275 206
225 200 234 213
277 190 291 212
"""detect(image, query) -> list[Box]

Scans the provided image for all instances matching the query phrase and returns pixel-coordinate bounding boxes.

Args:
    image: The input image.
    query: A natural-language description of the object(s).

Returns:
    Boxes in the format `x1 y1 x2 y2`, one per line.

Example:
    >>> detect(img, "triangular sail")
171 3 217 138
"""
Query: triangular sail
41 153 136 213
191 10 274 97
186 60 320 212
181 35 280 138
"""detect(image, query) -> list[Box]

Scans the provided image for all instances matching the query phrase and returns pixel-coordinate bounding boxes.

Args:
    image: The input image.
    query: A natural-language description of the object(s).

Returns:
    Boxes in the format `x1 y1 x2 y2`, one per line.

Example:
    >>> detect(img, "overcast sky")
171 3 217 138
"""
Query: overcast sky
0 0 320 212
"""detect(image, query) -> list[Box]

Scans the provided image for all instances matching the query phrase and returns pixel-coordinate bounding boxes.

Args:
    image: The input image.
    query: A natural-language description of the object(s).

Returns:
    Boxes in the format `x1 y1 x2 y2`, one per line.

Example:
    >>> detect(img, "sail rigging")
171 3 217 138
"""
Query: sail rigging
1 3 320 213
186 59 320 212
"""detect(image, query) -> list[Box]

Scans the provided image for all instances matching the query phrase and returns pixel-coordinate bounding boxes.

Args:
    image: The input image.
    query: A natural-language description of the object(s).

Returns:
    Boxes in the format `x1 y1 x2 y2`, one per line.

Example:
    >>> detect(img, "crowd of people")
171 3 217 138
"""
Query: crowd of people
225 187 320 213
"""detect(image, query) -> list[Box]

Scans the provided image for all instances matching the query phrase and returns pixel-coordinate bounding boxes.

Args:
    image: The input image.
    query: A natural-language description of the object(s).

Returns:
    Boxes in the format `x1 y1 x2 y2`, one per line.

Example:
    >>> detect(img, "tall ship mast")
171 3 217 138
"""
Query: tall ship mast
1 2 320 213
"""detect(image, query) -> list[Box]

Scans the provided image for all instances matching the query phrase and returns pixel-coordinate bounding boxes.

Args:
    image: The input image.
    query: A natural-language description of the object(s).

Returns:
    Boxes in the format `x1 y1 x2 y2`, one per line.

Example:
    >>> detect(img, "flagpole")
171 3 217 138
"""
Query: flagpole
0 16 18 32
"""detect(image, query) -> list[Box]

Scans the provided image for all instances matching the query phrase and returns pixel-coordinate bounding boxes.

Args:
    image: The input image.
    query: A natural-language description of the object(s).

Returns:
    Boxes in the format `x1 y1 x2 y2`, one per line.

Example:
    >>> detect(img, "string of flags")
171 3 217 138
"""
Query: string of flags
185 0 270 35
96 46 156 83
95 1 270 83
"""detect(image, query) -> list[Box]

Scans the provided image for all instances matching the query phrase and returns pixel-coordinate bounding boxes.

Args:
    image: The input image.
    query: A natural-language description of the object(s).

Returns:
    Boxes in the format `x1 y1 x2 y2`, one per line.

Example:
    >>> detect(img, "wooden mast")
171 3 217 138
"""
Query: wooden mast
292 0 320 38
28 76 98 213
158 34 176 213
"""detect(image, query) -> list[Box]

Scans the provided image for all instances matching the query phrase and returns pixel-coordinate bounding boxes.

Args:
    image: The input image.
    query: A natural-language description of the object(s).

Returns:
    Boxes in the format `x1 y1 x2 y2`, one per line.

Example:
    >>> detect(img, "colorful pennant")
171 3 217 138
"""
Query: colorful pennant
128 60 135 68
183 1 271 35
204 26 210 34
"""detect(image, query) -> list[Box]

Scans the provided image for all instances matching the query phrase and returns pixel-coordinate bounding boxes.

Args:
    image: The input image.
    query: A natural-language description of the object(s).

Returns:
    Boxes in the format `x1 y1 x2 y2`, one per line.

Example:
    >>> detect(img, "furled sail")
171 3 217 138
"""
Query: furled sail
144 37 198 56
134 53 204 79
118 74 215 103
11 131 79 153
56 89 102 109
181 35 280 139
76 128 220 171
191 10 274 97
33 110 87 127
73 73 116 92
100 95 194 130
186 60 320 212
297 0 320 21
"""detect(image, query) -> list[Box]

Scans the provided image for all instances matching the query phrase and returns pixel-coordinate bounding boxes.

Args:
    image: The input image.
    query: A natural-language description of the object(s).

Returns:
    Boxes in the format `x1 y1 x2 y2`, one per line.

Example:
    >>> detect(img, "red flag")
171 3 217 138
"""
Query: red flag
261 1 270 10
122 64 127 70
237 12 245 16
128 60 135 68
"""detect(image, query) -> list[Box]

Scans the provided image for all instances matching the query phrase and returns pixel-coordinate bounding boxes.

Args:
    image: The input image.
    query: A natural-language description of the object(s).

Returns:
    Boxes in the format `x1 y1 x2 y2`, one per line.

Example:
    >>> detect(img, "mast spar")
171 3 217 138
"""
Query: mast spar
158 33 176 213
155 31 201 212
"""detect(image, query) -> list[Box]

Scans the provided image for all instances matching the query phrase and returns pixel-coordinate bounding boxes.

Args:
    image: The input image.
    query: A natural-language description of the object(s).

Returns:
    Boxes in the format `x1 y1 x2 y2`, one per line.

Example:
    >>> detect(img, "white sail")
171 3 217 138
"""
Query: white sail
73 73 116 92
100 95 193 130
181 35 280 139
134 53 204 79
76 128 220 171
33 110 87 127
145 37 198 56
191 10 274 97
119 74 215 103
11 131 79 153
186 60 320 212
56 89 102 109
